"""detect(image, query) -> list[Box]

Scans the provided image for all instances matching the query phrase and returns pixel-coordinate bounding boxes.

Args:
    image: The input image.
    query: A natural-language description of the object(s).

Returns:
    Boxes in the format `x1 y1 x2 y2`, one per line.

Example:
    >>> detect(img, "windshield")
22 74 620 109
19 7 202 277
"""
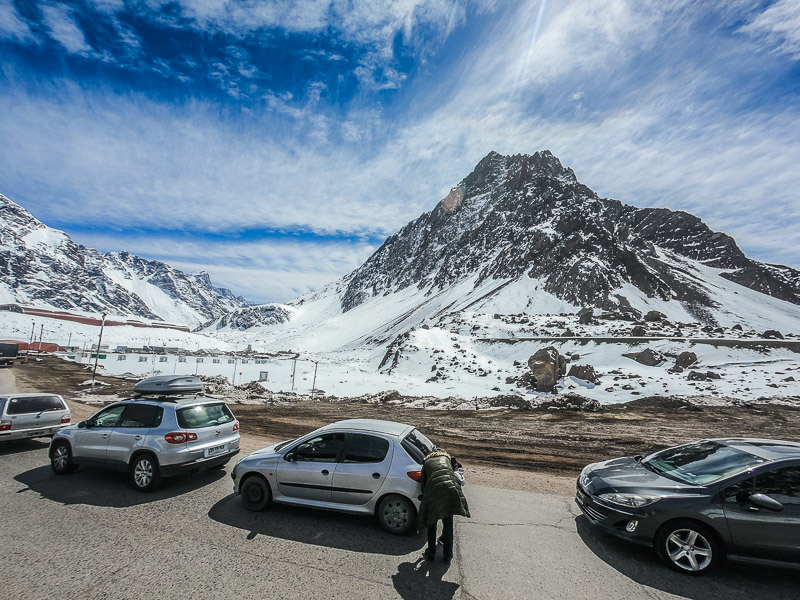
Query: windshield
274 438 296 452
642 440 768 485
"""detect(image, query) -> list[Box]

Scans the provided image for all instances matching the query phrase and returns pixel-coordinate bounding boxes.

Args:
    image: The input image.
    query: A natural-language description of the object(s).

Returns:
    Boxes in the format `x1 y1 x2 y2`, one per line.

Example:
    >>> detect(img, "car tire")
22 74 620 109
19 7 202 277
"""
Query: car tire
51 441 77 474
377 494 416 535
240 475 271 511
655 520 722 574
130 454 161 492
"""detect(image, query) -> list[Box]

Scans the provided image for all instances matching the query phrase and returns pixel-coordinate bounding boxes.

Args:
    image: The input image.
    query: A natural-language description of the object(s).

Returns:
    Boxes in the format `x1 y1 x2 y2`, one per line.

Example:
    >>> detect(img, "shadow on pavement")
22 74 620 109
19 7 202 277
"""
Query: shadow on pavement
0 439 51 456
14 464 228 508
576 516 799 599
392 557 459 600
208 493 426 555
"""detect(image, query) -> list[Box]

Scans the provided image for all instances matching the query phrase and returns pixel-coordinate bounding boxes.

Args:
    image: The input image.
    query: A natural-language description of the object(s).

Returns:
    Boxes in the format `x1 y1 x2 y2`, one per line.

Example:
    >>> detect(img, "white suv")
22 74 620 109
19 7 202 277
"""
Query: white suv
0 393 71 441
49 375 240 491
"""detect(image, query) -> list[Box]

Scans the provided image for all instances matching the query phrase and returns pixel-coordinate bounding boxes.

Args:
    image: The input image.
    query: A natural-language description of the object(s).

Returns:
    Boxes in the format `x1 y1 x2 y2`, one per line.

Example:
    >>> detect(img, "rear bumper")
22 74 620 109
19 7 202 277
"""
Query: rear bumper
0 423 67 442
159 448 239 476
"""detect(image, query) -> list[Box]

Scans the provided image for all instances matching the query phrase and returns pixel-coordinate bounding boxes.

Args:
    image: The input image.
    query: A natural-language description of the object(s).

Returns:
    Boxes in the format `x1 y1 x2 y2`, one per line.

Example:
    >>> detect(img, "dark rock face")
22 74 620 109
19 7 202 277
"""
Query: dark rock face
763 330 784 340
337 151 800 318
623 348 665 366
631 325 647 337
675 351 698 368
644 310 667 322
527 346 566 391
567 363 599 384
578 307 593 324
0 194 248 326
213 305 292 330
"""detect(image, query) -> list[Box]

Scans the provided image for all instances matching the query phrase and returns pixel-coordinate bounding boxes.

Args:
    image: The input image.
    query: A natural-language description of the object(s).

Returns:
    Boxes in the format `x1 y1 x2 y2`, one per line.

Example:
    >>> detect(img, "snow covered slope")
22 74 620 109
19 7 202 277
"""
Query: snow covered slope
0 194 248 328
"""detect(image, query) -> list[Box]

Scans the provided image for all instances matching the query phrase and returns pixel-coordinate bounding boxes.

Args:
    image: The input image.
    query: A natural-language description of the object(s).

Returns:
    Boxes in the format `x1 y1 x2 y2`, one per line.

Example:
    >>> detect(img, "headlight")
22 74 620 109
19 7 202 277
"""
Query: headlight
598 493 662 507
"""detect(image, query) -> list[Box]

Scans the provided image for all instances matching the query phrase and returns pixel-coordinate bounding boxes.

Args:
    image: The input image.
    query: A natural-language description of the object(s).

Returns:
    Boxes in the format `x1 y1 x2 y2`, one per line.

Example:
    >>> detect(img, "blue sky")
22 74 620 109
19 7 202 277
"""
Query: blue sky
1 1 799 304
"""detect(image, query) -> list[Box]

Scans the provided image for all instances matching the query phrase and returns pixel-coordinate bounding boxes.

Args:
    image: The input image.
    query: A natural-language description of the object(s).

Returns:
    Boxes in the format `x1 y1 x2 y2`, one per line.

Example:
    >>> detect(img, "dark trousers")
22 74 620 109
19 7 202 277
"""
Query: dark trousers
427 515 454 558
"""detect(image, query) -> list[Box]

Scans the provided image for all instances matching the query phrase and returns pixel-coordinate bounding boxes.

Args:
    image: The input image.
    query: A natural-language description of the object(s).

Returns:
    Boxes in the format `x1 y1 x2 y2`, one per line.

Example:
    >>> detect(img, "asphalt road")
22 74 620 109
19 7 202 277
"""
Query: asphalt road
1 368 797 599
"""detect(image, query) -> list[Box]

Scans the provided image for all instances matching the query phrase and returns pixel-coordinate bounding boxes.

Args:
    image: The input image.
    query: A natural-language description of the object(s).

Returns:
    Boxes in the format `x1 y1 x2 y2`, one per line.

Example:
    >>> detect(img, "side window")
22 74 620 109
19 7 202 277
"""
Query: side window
755 467 800 506
292 433 345 462
342 434 390 463
723 477 754 503
119 404 163 428
90 405 126 428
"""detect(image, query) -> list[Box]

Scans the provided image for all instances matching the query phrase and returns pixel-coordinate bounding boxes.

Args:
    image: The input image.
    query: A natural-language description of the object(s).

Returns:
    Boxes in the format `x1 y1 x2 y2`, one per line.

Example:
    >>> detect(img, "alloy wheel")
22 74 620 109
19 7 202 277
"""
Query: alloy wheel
665 528 713 572
134 458 154 488
53 445 69 471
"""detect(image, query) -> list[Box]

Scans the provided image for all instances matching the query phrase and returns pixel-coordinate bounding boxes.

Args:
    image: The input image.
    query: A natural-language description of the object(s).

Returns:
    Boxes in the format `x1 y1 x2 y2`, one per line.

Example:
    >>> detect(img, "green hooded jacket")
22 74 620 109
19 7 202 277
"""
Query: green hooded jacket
417 449 470 528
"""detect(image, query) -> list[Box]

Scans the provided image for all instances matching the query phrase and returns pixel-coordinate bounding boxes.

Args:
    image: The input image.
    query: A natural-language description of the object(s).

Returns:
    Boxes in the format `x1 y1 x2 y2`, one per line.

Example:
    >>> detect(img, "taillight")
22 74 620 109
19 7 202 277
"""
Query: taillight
164 432 198 444
233 421 239 432
407 471 422 482
61 415 71 424
0 420 11 431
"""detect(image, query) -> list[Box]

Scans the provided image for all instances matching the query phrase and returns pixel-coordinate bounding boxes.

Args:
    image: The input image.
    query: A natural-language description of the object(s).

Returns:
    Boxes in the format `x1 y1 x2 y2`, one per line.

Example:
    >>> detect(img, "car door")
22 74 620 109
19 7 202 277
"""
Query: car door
73 405 126 462
722 465 800 563
331 433 393 506
276 432 345 503
106 404 163 468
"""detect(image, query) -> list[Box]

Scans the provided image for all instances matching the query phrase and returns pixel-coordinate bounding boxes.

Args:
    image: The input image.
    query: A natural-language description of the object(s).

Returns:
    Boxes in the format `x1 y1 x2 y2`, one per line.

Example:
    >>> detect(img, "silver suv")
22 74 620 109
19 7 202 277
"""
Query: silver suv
49 375 240 492
231 419 435 534
0 393 71 441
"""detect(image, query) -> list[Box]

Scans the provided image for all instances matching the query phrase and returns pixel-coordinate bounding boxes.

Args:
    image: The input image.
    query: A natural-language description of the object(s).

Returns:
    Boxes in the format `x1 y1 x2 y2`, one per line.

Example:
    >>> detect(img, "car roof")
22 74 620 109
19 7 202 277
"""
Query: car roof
119 395 226 407
715 438 800 460
0 393 63 400
319 419 415 437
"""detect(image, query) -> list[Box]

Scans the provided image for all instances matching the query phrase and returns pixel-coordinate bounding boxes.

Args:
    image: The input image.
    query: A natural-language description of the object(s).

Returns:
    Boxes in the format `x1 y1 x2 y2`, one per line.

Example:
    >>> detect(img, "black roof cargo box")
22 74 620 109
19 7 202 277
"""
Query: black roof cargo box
133 375 203 396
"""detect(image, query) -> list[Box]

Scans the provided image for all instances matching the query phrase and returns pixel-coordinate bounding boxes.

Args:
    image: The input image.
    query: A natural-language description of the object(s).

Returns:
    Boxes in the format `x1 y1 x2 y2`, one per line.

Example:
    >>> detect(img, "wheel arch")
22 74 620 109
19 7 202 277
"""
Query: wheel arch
49 437 72 458
655 516 728 556
129 449 160 469
239 471 271 492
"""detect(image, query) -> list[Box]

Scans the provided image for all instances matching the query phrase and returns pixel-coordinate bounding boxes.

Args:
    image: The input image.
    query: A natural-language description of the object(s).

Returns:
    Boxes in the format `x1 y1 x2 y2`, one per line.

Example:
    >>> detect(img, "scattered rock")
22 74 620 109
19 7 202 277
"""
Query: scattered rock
763 330 784 340
675 351 698 369
668 365 685 374
623 348 665 367
732 324 743 331
645 310 667 322
536 393 600 411
578 307 593 324
561 328 575 337
571 353 580 361
687 370 722 381
630 325 647 337
783 376 796 382
567 364 600 384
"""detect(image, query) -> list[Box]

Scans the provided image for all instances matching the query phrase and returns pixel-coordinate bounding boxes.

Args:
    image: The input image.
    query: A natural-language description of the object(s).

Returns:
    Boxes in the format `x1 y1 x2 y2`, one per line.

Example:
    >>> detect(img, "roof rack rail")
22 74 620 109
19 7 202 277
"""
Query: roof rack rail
132 375 203 397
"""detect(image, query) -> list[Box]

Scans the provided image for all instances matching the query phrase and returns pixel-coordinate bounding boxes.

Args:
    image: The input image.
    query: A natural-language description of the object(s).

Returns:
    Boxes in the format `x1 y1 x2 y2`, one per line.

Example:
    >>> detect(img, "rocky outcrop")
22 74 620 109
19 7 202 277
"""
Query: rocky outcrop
527 346 567 391
623 348 665 366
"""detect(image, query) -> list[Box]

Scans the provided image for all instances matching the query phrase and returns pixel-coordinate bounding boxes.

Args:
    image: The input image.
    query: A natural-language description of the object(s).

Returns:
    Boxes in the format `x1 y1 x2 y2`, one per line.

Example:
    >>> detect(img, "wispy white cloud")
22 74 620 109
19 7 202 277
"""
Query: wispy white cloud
41 4 92 55
0 0 36 42
739 0 800 60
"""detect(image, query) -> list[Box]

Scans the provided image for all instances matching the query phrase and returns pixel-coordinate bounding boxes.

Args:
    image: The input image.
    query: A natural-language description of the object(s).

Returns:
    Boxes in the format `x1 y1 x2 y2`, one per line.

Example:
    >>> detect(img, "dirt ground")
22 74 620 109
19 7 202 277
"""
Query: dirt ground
9 355 800 495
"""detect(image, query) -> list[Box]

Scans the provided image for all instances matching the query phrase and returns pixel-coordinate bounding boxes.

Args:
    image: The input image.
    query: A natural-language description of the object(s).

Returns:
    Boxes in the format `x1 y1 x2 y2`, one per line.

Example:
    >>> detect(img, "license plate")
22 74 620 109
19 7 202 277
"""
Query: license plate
205 444 227 458
27 430 46 437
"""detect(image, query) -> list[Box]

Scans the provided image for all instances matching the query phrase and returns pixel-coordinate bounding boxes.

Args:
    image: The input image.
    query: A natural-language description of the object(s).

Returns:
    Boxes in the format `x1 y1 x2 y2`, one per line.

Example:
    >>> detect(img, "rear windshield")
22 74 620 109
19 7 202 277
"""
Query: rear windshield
177 403 234 429
401 429 435 464
5 395 65 415
642 440 768 485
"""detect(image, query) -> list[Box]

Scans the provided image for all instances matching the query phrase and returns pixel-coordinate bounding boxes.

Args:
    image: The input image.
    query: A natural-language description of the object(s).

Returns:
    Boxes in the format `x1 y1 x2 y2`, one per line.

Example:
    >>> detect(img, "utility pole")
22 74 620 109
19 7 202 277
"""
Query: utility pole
311 360 318 395
290 358 296 390
67 332 72 350
231 356 237 384
29 322 36 351
91 313 107 385
37 324 44 355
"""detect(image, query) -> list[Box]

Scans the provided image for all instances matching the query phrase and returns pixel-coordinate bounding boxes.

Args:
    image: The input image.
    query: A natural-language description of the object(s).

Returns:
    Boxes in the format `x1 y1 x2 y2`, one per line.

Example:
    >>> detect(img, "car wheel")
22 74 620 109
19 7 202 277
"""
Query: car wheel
377 494 416 535
51 441 77 474
241 476 271 511
130 454 161 492
655 520 721 574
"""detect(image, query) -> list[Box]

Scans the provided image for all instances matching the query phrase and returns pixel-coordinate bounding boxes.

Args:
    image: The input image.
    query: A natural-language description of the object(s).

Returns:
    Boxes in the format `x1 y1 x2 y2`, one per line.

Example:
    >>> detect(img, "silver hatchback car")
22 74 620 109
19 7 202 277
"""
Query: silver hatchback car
0 393 71 441
50 375 240 492
231 419 435 534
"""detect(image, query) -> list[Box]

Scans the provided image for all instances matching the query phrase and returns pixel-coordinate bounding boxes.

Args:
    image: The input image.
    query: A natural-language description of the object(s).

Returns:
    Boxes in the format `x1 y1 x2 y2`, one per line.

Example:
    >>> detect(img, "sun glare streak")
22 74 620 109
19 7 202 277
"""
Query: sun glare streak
513 0 548 91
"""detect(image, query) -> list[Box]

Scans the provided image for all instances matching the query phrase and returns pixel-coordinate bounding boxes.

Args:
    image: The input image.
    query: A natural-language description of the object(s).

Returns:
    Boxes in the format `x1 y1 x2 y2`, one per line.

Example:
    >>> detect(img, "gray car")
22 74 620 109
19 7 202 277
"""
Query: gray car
0 393 71 441
231 419 435 534
576 437 800 574
49 375 240 492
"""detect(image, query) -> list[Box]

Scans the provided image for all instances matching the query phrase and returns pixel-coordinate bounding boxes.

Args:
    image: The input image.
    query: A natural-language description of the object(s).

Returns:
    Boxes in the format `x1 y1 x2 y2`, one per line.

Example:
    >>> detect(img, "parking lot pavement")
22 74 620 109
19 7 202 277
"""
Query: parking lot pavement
456 486 799 600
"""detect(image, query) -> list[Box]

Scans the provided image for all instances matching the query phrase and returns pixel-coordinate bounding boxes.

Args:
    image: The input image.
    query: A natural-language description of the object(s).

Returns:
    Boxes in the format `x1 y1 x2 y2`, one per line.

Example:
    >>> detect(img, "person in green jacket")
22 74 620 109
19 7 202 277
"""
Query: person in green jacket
418 448 470 561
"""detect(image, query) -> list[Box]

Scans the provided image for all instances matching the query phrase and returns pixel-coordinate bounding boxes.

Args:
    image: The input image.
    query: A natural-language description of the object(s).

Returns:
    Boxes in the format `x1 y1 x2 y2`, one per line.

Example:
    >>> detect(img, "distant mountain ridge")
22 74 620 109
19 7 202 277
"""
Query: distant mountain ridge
0 194 248 328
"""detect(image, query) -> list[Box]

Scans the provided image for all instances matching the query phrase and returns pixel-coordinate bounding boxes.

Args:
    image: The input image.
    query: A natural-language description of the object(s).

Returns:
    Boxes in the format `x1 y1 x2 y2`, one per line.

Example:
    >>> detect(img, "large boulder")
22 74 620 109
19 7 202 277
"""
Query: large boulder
623 348 665 367
578 307 593 324
527 346 566 391
763 330 784 340
644 310 667 322
675 351 698 369
630 325 647 337
567 364 599 384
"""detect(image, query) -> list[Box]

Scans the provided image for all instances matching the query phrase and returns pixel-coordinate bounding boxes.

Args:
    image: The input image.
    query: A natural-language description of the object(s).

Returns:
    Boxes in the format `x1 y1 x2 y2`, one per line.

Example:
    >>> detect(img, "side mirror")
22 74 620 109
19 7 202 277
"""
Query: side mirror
749 493 784 512
78 420 87 429
284 452 294 462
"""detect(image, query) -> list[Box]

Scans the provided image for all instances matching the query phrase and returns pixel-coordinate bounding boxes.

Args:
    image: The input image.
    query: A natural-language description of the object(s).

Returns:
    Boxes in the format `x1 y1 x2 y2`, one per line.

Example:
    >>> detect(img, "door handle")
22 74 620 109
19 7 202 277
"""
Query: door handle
102 434 110 439
372 473 381 479
321 469 329 476
135 435 142 440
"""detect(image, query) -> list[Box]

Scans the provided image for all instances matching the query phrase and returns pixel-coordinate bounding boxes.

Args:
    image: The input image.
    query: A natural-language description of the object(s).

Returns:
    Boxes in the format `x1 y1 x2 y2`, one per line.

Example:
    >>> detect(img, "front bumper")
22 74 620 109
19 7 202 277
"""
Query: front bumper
575 483 657 546
160 448 240 477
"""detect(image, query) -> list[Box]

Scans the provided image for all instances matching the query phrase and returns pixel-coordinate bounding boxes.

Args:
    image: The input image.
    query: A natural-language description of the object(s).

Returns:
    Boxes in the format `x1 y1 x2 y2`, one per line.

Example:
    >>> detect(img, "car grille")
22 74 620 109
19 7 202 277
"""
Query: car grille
575 483 607 522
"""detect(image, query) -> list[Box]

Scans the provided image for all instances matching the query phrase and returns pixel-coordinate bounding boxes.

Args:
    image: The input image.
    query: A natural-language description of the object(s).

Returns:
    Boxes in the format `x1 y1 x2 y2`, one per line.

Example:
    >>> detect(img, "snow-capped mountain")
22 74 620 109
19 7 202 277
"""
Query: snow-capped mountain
209 150 800 351
0 194 248 327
